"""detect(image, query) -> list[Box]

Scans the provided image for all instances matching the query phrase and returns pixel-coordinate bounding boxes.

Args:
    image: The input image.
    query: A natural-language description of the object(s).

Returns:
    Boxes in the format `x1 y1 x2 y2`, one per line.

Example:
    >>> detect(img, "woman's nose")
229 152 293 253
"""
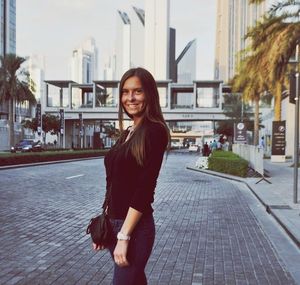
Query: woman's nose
128 92 136 101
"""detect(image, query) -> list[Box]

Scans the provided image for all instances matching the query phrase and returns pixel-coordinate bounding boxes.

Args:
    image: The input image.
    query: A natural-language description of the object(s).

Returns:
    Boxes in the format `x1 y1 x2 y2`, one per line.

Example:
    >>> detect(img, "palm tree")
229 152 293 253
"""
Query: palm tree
0 54 36 147
230 0 299 145
246 1 300 121
231 50 268 145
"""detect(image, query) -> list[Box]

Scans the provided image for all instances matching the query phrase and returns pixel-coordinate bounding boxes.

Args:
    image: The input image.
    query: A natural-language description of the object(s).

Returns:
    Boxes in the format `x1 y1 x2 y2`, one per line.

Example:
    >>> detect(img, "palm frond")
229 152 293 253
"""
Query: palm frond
269 1 300 16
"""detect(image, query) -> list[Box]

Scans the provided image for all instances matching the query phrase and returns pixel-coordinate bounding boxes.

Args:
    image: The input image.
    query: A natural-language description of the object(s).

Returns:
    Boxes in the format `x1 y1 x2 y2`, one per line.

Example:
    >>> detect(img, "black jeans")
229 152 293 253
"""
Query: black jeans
108 214 155 285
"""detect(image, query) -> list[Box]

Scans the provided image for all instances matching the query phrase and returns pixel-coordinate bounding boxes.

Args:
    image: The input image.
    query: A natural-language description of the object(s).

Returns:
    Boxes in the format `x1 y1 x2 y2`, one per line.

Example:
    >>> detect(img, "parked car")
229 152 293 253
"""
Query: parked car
11 139 43 153
188 144 200 152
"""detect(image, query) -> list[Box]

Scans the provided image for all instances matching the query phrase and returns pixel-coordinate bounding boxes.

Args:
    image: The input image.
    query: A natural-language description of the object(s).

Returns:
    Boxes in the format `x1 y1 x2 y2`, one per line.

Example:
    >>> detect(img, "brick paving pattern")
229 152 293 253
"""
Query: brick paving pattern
0 153 296 284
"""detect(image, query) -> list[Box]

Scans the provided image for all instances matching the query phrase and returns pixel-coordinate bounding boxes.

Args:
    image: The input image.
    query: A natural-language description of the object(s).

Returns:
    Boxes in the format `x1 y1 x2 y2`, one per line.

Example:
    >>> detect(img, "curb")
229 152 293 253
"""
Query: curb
186 166 300 249
0 156 104 171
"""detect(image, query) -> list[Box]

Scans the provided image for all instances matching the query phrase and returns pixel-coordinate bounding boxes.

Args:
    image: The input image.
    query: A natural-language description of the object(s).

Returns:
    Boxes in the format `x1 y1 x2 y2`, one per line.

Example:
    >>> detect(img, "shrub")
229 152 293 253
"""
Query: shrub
0 149 109 166
208 150 248 177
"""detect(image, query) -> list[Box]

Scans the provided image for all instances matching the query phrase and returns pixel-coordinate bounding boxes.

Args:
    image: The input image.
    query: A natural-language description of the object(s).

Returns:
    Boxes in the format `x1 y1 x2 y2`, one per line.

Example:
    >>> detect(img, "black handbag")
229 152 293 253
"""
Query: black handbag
86 211 113 247
86 185 114 247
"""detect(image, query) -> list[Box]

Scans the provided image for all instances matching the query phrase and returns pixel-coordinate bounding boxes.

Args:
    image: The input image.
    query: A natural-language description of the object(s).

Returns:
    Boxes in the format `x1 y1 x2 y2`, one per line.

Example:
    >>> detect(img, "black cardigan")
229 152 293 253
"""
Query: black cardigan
103 122 168 219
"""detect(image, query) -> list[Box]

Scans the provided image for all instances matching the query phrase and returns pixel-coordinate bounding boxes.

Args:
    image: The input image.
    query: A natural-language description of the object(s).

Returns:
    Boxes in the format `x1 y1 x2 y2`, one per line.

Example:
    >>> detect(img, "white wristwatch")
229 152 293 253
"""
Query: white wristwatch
117 232 131 241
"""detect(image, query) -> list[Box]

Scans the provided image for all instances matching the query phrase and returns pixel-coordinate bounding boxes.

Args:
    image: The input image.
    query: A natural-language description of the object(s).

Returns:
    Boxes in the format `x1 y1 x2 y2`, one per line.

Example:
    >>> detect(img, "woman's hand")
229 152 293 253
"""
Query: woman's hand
113 240 130 267
92 243 105 251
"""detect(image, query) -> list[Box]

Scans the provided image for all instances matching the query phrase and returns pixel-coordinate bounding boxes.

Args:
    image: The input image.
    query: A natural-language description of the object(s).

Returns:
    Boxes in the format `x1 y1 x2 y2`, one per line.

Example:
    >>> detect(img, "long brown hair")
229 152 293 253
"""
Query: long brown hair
118 67 170 166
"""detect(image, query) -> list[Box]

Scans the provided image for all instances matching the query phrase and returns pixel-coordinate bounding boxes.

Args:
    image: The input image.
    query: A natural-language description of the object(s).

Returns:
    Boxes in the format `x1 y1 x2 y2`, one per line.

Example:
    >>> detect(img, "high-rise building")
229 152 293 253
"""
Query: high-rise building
144 0 170 80
69 38 98 109
26 55 45 103
0 0 16 119
103 54 116 80
0 0 16 56
70 37 98 84
115 10 131 80
0 0 16 150
214 0 266 82
113 3 175 82
176 39 196 84
130 6 145 69
169 27 176 82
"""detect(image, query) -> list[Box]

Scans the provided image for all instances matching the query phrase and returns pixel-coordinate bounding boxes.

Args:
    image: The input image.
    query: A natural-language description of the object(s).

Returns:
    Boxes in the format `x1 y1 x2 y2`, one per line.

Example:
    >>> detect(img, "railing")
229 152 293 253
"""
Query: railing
232 144 264 176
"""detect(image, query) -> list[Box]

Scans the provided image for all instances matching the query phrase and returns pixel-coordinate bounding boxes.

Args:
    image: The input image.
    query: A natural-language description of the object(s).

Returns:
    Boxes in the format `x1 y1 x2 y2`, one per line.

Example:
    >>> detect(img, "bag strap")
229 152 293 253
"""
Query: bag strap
102 184 112 215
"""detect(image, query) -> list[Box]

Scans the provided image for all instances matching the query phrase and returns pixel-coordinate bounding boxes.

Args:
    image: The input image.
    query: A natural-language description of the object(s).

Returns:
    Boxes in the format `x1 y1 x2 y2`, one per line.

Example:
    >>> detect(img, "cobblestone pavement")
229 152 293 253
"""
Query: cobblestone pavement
0 153 297 285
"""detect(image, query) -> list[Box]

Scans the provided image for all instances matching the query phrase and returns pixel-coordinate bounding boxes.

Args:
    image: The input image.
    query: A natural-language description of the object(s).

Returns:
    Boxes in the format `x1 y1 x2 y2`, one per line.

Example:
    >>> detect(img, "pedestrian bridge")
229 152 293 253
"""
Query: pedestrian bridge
44 80 229 122
43 80 230 148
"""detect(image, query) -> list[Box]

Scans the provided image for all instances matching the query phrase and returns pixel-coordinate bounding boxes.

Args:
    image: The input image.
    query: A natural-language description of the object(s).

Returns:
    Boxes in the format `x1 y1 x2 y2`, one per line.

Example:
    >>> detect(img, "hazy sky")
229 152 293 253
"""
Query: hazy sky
17 0 216 80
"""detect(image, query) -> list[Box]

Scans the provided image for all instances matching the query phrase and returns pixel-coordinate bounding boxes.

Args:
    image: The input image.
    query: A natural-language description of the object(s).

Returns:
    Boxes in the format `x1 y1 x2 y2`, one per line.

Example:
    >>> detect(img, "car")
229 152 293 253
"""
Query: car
188 144 200 152
171 141 183 149
11 139 43 153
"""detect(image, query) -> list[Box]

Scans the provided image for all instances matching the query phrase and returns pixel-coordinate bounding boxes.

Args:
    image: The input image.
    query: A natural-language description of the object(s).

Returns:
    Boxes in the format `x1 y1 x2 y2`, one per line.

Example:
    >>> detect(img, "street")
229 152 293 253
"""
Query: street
0 152 298 285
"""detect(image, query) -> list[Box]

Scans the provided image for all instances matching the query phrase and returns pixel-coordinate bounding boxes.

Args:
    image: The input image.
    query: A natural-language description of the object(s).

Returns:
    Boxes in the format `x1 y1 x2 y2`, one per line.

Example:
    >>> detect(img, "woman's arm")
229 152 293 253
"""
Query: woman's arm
113 207 142 267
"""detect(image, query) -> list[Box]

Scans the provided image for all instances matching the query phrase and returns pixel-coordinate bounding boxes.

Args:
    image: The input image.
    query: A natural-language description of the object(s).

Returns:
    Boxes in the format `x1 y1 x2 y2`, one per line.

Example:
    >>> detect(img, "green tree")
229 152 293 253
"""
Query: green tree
0 54 36 147
231 1 299 145
22 114 60 142
230 51 268 145
216 93 256 139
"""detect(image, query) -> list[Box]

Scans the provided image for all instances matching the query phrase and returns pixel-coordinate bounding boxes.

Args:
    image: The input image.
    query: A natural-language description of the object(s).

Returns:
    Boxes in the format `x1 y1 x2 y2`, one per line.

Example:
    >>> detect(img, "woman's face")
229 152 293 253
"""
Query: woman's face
121 76 146 121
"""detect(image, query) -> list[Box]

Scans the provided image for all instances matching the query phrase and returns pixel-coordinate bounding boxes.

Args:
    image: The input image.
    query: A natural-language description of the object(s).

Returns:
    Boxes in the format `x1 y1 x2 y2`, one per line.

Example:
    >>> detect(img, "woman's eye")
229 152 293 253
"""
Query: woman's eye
135 89 143 94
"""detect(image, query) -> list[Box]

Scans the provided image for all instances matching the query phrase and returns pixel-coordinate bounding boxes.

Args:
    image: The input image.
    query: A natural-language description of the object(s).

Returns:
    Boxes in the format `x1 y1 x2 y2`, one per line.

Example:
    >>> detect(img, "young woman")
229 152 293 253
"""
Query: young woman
93 67 170 285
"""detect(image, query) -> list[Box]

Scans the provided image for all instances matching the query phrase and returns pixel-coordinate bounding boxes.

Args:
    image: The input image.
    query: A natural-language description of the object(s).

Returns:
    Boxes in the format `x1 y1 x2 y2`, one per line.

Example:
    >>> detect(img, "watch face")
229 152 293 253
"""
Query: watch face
117 232 130 240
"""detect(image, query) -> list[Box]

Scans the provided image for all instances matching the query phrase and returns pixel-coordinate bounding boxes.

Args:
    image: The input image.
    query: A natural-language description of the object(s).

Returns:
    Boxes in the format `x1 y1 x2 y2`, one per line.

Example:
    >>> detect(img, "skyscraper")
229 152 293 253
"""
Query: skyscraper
176 39 196 84
115 10 131 80
131 6 145 69
26 55 45 103
0 0 16 56
214 0 266 82
70 37 98 84
144 0 170 80
0 0 16 119
0 0 16 150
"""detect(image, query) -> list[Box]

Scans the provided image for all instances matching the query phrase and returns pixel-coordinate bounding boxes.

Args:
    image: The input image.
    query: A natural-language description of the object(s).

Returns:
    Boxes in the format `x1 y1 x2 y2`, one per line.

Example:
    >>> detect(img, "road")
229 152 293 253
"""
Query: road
0 152 298 285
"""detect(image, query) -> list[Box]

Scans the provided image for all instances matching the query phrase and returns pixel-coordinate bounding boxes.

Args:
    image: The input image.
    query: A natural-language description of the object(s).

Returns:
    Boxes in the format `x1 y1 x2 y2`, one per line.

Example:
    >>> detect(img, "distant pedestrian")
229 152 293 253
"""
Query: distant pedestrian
92 67 170 285
203 142 209 156
259 136 265 150
211 140 217 151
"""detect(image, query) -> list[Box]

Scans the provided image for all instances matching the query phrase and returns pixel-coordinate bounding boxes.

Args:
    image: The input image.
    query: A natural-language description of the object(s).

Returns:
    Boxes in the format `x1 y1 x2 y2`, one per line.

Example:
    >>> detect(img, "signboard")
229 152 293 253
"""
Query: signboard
234 122 247 143
289 72 299 104
272 121 286 155
36 103 42 136
59 109 64 134
79 113 83 136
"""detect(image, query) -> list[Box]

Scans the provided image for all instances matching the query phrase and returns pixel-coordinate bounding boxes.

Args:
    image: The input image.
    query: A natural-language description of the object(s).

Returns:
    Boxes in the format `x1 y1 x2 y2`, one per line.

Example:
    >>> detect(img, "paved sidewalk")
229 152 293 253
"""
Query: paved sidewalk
188 158 300 249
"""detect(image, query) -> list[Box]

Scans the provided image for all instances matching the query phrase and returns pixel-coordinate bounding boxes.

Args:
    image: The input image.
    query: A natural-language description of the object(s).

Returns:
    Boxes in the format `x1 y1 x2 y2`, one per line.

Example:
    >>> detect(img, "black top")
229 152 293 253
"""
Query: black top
103 122 168 219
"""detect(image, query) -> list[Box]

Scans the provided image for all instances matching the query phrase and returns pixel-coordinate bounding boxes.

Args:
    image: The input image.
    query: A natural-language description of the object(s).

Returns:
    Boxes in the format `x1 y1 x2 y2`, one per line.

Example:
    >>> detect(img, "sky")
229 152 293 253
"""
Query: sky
16 0 217 80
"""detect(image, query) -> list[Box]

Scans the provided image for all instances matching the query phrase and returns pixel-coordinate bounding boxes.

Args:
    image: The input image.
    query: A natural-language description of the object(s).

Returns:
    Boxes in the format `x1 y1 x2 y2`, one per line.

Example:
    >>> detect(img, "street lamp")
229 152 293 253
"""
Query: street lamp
293 43 299 204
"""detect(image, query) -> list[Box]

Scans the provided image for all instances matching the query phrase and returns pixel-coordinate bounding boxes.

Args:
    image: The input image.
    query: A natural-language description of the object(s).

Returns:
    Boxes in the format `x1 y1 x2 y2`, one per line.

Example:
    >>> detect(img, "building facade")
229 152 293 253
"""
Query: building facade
144 0 170 80
115 10 131 80
70 37 98 84
176 39 196 84
0 0 16 57
0 0 17 150
214 0 266 83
